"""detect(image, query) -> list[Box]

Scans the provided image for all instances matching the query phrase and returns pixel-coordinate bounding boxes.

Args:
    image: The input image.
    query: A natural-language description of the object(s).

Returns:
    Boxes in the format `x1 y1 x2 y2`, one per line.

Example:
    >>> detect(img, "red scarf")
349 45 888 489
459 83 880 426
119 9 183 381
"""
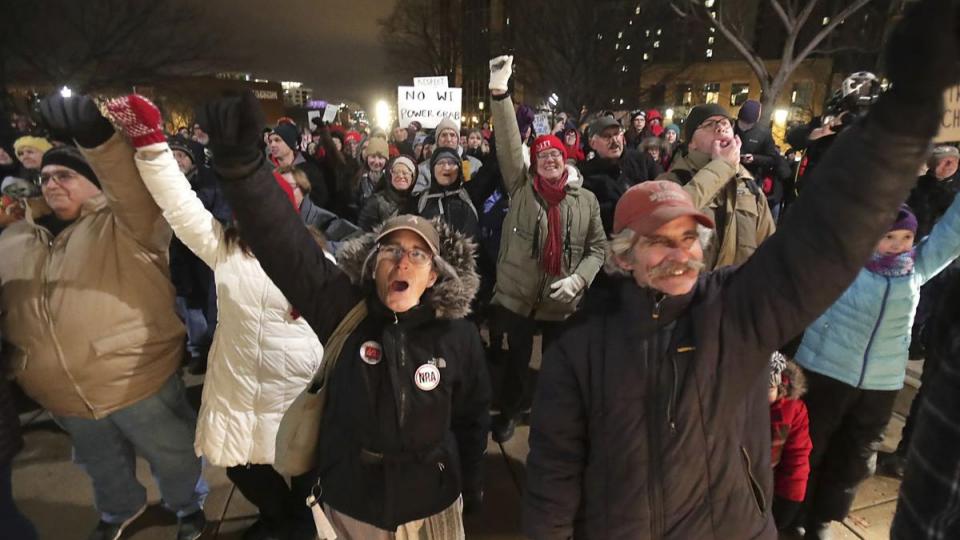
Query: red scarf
533 169 569 276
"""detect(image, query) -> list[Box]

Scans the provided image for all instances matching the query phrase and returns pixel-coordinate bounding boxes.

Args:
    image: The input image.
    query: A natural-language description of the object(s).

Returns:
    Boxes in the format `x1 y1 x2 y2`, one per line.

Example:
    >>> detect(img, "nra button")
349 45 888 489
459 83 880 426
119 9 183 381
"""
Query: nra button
414 363 441 391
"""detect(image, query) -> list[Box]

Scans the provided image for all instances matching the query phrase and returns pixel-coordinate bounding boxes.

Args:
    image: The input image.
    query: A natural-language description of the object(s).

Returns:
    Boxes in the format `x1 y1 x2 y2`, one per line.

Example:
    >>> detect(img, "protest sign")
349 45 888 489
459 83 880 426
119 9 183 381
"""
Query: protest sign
397 86 462 129
307 110 322 128
533 113 551 136
322 105 339 123
936 85 960 143
414 76 449 88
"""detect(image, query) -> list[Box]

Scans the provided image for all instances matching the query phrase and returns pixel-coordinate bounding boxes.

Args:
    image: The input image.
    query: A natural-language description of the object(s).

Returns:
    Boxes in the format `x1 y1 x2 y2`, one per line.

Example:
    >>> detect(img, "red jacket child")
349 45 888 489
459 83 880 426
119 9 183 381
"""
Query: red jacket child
769 352 813 530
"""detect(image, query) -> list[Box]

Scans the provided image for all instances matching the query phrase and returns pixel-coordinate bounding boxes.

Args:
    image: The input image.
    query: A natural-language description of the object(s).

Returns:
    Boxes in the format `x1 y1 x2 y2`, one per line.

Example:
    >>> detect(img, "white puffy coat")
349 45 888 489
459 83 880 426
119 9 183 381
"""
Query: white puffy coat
133 143 324 467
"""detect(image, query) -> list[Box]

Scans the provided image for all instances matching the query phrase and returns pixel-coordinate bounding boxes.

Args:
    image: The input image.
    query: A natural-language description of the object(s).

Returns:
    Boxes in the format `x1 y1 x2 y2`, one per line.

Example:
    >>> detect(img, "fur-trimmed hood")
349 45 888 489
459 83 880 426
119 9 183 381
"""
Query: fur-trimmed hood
780 360 807 400
335 216 479 320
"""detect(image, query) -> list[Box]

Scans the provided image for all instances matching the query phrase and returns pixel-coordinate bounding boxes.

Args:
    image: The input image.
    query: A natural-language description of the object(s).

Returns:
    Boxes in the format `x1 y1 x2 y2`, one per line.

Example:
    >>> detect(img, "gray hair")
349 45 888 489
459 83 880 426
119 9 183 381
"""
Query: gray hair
604 225 714 276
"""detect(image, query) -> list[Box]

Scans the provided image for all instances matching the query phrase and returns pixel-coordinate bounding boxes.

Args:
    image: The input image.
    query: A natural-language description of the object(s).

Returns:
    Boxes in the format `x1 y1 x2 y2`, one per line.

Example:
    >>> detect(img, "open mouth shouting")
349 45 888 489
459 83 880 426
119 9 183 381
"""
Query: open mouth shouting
390 279 410 292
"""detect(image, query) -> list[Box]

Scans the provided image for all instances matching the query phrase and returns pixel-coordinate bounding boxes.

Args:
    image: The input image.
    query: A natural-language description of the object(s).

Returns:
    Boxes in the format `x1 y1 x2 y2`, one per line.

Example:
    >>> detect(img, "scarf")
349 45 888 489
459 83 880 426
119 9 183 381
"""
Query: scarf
533 169 569 276
865 249 916 277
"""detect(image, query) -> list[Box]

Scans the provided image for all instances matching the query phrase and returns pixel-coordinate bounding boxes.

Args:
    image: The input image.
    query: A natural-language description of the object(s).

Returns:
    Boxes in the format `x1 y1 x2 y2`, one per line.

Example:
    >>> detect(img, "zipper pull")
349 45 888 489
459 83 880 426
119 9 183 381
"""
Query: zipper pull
393 311 399 324
652 294 665 320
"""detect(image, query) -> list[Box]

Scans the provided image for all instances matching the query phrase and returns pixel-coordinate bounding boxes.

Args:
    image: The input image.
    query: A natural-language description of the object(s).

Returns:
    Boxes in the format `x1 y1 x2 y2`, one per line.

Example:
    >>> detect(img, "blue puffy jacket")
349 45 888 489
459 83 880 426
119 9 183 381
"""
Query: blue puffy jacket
795 195 960 390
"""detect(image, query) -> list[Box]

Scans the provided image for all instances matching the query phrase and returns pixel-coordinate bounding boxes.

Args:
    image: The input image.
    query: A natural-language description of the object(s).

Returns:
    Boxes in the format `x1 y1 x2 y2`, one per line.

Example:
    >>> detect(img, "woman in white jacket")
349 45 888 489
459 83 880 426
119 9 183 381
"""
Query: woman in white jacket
104 95 321 540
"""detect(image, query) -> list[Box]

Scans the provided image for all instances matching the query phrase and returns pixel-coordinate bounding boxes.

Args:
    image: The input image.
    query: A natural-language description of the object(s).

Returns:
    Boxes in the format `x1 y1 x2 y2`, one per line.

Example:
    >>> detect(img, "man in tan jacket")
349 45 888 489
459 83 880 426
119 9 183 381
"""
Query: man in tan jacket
0 96 207 540
658 103 776 269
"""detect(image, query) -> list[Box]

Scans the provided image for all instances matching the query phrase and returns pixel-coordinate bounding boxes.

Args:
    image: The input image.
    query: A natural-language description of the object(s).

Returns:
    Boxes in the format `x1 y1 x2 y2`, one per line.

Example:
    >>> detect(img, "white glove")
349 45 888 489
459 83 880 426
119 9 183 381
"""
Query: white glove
489 55 514 93
548 274 587 303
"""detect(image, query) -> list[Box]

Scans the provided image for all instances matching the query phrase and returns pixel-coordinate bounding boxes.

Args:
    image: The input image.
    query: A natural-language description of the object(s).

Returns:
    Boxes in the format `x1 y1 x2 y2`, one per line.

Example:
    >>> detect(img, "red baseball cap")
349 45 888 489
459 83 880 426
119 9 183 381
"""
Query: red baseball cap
613 181 715 235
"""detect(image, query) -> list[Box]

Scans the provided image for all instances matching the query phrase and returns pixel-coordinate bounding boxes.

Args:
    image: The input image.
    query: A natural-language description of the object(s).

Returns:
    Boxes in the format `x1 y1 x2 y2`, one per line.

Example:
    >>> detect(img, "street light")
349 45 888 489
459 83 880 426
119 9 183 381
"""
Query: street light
60 86 73 98
478 101 485 111
773 108 789 124
375 100 392 131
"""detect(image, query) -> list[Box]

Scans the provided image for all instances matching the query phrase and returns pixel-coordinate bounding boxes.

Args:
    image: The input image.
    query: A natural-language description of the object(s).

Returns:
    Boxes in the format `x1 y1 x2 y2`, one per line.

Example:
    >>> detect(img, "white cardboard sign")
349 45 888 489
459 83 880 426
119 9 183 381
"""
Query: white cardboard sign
936 86 960 143
397 86 462 130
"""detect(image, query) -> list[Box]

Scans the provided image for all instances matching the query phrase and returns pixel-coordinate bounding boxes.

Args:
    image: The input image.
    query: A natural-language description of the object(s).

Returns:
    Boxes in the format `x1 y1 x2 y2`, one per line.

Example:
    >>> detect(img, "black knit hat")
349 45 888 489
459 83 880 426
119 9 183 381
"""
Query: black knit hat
41 145 100 188
167 136 204 165
684 103 731 142
272 123 300 152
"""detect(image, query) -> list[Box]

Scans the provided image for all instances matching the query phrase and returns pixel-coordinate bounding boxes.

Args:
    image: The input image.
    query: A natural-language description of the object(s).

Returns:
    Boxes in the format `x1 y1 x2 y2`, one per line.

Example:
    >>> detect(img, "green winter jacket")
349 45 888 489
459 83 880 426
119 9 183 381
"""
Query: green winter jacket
491 95 606 321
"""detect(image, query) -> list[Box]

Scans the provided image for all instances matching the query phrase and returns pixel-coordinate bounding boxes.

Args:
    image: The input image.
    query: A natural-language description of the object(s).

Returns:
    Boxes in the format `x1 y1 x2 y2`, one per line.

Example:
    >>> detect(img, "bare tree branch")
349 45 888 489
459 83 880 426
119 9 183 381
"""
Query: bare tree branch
793 0 874 68
770 0 794 30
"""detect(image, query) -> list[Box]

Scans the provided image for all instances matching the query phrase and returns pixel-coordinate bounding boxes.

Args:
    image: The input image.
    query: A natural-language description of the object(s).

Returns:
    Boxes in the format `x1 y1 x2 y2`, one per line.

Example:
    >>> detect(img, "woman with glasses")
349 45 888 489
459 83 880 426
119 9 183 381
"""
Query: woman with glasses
416 147 480 238
358 156 418 231
197 89 491 538
487 55 607 442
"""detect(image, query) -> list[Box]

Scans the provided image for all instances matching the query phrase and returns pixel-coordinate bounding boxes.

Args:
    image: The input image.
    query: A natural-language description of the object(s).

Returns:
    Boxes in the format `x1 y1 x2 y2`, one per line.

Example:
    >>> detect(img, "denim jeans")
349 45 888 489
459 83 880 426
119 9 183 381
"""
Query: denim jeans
54 375 208 524
175 296 213 360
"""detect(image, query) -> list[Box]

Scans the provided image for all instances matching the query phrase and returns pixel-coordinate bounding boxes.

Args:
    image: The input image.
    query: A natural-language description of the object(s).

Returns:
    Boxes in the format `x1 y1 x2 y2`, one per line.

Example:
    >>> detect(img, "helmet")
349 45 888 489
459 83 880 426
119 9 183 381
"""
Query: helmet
840 71 881 109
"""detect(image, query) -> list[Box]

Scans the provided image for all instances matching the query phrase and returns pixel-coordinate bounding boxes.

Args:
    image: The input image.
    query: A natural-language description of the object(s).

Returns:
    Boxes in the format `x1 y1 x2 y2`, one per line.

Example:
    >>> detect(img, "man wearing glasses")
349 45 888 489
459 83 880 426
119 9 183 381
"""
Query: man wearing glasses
659 103 775 269
0 131 207 538
581 116 664 234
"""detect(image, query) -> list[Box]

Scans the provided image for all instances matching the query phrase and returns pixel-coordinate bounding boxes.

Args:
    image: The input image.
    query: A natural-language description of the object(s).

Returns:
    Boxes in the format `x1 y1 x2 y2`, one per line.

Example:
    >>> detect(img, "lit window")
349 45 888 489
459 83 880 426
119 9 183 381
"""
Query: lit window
597 33 603 40
710 27 716 33
822 16 830 25
656 28 662 36
622 65 628 72
730 83 750 106
710 11 717 19
645 29 651 37
643 53 650 61
506 17 510 25
615 43 620 50
635 6 641 15
653 40 660 49
706 48 714 58
618 31 623 39
708 36 714 45
705 0 715 6
629 20 633 26
626 44 632 50
704 83 720 104
619 99 625 105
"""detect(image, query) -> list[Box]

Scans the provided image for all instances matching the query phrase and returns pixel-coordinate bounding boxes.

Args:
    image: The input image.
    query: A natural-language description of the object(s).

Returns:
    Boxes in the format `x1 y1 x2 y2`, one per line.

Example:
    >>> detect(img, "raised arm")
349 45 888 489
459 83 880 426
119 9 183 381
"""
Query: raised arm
39 95 169 252
489 56 528 196
723 0 959 355
199 91 358 341
102 95 224 267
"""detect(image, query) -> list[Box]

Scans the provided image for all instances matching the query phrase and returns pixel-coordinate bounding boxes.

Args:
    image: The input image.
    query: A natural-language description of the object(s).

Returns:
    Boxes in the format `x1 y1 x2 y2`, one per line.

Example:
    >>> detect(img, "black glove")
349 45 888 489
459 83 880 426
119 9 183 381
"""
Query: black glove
772 496 801 530
884 0 960 103
462 489 483 515
38 95 114 148
197 90 266 181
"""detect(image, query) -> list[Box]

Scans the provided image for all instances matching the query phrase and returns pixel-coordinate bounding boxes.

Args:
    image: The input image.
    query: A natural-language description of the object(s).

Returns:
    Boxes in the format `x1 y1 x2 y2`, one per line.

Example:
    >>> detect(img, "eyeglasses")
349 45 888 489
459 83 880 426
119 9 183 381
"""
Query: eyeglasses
39 170 78 186
376 244 433 266
696 118 732 131
391 168 413 178
434 158 459 169
537 150 564 161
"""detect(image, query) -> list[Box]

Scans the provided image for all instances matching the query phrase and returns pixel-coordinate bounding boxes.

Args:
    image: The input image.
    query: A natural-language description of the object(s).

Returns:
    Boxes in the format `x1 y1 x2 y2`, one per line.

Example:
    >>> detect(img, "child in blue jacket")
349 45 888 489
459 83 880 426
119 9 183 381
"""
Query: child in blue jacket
793 200 960 539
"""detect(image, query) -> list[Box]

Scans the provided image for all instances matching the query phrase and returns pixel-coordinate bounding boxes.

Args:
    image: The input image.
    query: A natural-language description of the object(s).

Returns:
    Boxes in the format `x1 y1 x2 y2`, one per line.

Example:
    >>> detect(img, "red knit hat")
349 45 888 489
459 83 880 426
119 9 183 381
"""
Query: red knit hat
530 134 567 165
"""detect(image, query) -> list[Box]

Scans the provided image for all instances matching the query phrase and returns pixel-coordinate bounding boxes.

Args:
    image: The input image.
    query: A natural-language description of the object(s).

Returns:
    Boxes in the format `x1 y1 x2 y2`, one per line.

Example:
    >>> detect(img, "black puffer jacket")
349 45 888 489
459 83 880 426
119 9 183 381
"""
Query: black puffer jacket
221 164 490 530
907 172 960 239
0 352 23 466
524 90 942 540
580 149 662 234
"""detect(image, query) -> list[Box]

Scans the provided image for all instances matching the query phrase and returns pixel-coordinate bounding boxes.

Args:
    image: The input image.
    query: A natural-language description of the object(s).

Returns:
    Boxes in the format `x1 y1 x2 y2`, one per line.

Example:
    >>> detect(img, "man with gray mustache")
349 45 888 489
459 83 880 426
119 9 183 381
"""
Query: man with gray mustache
523 2 957 537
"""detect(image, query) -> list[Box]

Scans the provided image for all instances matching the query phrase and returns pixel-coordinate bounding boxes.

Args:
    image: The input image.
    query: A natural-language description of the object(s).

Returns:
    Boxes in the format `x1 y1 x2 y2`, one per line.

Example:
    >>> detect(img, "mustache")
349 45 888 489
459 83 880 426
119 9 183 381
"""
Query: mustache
647 258 705 279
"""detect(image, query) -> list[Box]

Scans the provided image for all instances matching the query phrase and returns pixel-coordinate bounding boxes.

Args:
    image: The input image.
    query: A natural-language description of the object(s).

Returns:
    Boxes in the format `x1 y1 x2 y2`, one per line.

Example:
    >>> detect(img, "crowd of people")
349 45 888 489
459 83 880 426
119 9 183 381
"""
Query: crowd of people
1 1 960 539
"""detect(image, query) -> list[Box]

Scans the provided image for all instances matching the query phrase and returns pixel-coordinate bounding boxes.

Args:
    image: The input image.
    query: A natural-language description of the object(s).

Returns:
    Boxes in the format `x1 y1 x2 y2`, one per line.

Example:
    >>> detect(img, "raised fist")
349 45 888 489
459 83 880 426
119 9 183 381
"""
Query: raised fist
196 90 266 180
104 95 166 148
39 95 114 148
884 0 960 103
489 55 514 93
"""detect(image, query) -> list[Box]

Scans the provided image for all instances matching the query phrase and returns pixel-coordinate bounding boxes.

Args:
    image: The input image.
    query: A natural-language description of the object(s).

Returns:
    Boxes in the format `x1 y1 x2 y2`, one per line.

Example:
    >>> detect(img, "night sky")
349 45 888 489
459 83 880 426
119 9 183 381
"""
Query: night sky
203 0 397 112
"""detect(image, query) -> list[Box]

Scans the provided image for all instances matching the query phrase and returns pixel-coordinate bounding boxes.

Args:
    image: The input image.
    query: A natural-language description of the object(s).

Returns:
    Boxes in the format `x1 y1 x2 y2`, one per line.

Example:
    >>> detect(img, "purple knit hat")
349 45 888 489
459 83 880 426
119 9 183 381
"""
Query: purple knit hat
891 204 918 234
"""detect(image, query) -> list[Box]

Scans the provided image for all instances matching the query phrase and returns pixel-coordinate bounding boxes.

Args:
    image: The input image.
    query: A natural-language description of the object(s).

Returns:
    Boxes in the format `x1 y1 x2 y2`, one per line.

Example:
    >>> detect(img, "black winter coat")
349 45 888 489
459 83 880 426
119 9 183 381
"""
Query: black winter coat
0 363 23 466
580 149 663 234
907 172 960 239
523 91 943 540
735 124 790 202
221 165 490 530
416 183 479 239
